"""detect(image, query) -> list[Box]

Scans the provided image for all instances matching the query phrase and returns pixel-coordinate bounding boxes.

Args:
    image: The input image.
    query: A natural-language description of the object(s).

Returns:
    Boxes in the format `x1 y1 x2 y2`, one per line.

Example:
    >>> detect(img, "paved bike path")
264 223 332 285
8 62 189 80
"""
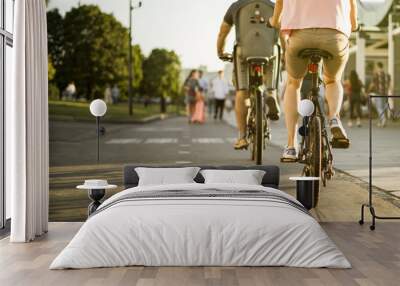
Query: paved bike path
225 110 400 197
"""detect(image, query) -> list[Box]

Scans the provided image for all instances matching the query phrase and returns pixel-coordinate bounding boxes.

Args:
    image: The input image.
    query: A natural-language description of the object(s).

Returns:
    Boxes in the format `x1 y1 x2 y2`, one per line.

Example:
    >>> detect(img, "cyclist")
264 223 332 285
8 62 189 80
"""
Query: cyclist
217 0 281 150
269 0 358 161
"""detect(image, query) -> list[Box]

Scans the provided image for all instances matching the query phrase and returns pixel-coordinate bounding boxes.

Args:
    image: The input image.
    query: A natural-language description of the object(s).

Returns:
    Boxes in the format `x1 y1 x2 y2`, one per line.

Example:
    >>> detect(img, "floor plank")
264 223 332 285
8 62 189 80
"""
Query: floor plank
0 222 399 286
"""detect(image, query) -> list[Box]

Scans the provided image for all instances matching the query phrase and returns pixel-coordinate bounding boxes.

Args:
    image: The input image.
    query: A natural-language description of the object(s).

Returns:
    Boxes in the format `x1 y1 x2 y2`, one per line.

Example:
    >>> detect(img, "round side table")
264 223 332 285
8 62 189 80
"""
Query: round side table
290 177 320 210
77 181 117 216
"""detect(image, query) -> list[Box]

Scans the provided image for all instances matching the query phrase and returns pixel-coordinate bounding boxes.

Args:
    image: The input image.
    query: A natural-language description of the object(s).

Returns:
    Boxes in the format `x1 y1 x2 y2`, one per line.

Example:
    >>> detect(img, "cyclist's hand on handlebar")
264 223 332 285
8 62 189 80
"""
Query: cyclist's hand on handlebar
267 17 274 28
219 53 233 62
352 24 361 33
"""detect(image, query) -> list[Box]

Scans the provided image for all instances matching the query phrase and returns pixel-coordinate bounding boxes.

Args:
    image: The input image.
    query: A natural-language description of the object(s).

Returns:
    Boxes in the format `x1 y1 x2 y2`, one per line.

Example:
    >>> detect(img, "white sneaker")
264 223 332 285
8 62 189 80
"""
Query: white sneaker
281 147 298 162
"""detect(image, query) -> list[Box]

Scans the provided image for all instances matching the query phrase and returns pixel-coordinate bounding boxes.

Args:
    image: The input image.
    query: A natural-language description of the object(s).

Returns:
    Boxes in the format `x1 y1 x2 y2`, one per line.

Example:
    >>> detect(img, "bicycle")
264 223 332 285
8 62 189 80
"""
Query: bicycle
295 48 350 207
220 49 280 165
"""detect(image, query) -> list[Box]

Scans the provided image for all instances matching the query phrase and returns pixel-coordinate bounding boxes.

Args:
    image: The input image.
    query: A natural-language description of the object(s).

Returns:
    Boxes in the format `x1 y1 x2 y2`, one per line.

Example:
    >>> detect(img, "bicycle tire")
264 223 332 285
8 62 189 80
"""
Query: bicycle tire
255 89 263 165
307 116 322 207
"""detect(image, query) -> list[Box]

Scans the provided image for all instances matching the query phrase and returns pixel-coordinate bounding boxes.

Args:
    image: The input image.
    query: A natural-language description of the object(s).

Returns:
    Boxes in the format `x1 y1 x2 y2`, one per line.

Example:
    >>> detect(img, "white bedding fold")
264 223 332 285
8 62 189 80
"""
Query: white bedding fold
50 183 351 269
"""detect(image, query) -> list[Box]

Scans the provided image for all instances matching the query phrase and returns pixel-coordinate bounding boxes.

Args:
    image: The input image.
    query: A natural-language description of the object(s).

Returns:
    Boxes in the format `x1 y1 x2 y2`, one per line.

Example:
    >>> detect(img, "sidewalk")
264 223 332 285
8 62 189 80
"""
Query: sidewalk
225 111 400 198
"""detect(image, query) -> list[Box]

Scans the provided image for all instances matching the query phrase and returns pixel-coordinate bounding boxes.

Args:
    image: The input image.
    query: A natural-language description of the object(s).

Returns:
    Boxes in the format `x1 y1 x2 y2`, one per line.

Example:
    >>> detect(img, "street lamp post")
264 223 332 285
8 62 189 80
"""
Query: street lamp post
90 100 107 163
128 0 142 116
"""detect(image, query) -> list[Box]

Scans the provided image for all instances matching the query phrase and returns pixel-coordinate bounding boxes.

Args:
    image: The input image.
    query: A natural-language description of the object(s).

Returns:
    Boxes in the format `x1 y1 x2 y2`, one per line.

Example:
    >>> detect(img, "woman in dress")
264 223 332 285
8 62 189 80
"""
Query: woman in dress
191 81 206 124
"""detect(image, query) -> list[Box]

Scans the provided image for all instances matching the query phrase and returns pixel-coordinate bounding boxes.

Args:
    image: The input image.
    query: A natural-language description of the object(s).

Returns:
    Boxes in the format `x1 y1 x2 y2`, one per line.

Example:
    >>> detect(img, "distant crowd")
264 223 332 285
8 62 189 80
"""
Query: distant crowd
62 82 121 105
183 69 233 124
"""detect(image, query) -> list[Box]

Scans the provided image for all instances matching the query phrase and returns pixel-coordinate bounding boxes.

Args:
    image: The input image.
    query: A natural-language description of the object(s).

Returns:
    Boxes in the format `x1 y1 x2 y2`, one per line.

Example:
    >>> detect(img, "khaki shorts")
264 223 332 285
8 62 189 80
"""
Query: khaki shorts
233 46 274 91
285 29 349 80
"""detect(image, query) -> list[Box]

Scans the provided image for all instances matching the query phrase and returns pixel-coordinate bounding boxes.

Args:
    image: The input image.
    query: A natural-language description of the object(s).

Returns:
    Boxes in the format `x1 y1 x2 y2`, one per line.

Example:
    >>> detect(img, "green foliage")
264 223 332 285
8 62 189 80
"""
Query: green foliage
48 56 56 82
142 49 182 111
47 9 64 70
47 5 143 101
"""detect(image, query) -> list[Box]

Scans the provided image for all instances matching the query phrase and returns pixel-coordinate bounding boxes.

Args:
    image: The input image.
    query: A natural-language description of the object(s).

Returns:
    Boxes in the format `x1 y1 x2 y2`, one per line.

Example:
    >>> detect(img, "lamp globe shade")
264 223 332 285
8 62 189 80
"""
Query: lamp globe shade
90 99 107 117
298 99 315 117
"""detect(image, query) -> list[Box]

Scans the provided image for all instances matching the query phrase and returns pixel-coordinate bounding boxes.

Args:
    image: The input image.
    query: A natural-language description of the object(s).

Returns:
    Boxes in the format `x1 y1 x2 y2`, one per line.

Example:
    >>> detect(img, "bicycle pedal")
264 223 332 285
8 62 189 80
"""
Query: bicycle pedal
331 139 350 149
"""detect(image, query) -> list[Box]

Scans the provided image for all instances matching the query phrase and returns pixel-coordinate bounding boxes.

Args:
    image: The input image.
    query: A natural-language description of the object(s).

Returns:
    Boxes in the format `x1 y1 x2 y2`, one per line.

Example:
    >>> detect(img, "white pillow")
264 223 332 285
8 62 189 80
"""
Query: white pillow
200 169 266 185
135 167 201 186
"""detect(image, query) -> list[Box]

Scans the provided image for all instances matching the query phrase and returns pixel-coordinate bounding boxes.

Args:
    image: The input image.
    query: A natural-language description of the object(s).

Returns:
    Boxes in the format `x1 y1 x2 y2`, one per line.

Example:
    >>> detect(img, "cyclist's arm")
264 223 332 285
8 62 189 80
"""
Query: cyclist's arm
269 0 283 28
350 0 359 32
217 22 232 57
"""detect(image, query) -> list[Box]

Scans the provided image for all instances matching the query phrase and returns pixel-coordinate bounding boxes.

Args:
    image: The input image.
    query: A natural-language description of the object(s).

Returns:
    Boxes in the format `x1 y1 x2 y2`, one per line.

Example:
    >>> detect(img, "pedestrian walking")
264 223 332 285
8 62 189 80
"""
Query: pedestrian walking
198 70 212 117
64 81 76 101
111 84 120 104
211 70 229 120
368 62 392 127
346 70 364 128
191 89 206 124
183 70 201 123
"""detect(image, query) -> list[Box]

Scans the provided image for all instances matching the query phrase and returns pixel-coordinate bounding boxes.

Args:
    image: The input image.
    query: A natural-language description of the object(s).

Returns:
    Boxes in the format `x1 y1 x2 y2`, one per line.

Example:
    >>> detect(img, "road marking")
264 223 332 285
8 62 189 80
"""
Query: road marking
106 138 143 144
106 137 236 145
225 138 237 144
178 151 191 155
144 138 178 144
136 127 183 132
176 161 192 164
192 138 225 144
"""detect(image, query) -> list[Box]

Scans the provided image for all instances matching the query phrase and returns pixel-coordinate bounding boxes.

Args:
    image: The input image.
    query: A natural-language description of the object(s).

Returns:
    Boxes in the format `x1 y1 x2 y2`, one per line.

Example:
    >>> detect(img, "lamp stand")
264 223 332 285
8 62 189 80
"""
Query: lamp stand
96 116 100 163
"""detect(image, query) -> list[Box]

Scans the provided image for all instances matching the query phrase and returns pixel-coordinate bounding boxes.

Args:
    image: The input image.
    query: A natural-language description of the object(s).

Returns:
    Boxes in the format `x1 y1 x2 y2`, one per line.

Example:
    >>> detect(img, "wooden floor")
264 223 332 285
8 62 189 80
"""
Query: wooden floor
0 222 399 286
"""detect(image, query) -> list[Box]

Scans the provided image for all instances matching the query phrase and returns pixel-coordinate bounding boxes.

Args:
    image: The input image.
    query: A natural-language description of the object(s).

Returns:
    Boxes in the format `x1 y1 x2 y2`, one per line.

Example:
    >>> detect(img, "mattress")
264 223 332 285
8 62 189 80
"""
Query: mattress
50 183 351 269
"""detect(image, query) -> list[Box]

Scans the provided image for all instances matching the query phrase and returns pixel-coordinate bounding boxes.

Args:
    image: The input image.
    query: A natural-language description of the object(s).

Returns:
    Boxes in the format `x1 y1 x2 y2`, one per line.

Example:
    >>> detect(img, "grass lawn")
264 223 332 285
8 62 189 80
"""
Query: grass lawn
49 100 184 123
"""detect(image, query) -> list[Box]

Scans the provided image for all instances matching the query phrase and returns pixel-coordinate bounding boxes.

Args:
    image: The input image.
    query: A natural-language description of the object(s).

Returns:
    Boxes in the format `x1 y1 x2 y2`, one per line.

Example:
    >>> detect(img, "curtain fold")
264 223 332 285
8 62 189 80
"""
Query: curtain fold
8 0 49 242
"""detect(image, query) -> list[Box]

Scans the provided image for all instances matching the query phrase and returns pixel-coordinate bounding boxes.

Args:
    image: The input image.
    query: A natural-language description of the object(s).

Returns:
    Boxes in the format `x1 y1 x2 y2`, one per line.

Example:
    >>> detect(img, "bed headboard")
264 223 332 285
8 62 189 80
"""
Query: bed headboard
123 165 280 189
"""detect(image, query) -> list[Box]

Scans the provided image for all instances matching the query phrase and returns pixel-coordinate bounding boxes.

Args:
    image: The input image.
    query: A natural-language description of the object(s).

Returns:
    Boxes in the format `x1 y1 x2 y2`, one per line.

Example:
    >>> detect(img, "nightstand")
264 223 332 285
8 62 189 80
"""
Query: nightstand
77 180 117 216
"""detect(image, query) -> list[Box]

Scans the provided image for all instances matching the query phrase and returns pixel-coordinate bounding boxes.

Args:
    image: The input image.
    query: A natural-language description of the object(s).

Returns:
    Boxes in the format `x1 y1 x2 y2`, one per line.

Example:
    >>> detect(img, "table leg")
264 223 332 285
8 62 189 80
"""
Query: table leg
88 189 106 216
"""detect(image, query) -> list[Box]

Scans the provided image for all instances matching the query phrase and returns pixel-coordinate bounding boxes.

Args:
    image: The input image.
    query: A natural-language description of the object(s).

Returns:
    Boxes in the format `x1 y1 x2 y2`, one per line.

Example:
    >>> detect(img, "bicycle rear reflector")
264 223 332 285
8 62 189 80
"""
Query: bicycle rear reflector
308 63 318 74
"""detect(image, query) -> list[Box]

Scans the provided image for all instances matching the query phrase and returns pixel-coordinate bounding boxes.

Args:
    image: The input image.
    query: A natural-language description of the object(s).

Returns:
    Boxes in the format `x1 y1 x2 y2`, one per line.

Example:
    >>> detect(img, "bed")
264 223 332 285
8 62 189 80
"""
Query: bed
50 165 350 269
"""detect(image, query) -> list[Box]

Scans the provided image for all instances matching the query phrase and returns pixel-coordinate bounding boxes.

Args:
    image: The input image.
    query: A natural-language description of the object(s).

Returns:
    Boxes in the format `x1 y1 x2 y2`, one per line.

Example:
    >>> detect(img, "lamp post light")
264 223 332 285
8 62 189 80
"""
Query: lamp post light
128 0 143 116
90 99 107 163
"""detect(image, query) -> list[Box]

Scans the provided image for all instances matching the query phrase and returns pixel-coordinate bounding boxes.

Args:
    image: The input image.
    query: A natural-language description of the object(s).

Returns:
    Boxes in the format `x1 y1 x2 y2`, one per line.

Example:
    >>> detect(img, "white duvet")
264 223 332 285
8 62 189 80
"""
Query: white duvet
50 183 351 269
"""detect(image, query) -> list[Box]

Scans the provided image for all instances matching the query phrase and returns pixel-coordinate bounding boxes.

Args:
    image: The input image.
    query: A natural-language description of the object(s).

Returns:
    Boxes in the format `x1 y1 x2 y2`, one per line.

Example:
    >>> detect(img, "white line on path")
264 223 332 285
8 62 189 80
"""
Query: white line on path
145 138 178 144
106 138 143 144
106 138 235 145
178 151 191 155
176 161 193 164
192 138 225 144
135 127 183 132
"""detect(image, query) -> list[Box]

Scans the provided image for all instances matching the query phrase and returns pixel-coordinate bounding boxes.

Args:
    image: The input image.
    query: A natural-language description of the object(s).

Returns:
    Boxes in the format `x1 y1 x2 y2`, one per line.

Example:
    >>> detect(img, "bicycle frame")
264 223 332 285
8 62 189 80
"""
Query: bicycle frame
246 59 269 164
299 57 334 186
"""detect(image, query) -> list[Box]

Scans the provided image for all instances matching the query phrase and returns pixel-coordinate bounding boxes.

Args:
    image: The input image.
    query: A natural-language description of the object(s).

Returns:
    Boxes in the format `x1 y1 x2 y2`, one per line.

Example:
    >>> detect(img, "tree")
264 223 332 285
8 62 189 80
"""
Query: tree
47 8 64 91
55 5 142 100
142 49 182 113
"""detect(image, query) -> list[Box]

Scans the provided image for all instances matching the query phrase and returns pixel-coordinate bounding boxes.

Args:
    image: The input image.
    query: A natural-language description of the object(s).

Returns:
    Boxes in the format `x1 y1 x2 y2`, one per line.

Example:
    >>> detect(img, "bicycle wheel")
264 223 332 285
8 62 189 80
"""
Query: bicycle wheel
306 116 322 207
255 89 263 165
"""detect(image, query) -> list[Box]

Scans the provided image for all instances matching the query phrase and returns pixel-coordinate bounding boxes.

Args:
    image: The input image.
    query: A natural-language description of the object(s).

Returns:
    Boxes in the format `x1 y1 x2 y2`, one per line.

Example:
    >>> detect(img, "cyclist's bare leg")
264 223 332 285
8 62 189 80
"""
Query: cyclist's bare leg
324 76 343 120
324 75 349 142
234 90 250 149
284 75 302 148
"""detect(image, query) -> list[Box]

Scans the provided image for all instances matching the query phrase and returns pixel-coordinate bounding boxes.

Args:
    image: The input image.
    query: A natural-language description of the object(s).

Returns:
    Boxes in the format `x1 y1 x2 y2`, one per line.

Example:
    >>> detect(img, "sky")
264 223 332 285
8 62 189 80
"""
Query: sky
48 0 238 71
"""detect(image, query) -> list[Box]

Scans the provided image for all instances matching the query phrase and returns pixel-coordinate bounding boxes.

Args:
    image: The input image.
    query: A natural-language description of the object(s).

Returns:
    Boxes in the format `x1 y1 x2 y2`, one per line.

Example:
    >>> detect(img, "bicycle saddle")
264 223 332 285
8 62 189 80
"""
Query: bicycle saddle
298 49 333 60
246 56 270 64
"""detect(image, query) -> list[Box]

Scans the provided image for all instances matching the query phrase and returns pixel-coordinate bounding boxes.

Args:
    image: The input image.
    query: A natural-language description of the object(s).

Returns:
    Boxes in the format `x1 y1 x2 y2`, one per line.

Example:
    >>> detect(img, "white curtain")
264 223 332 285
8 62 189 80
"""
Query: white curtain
7 0 49 242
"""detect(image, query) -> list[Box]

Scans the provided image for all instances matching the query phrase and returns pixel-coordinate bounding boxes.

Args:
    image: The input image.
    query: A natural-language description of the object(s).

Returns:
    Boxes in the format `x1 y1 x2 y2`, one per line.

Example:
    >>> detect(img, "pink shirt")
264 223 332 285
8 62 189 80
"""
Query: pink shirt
281 0 352 38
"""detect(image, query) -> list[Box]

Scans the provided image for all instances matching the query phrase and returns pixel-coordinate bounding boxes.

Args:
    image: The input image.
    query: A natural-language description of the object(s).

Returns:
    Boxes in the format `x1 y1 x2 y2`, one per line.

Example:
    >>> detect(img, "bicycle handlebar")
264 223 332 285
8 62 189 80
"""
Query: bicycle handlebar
219 54 234 63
